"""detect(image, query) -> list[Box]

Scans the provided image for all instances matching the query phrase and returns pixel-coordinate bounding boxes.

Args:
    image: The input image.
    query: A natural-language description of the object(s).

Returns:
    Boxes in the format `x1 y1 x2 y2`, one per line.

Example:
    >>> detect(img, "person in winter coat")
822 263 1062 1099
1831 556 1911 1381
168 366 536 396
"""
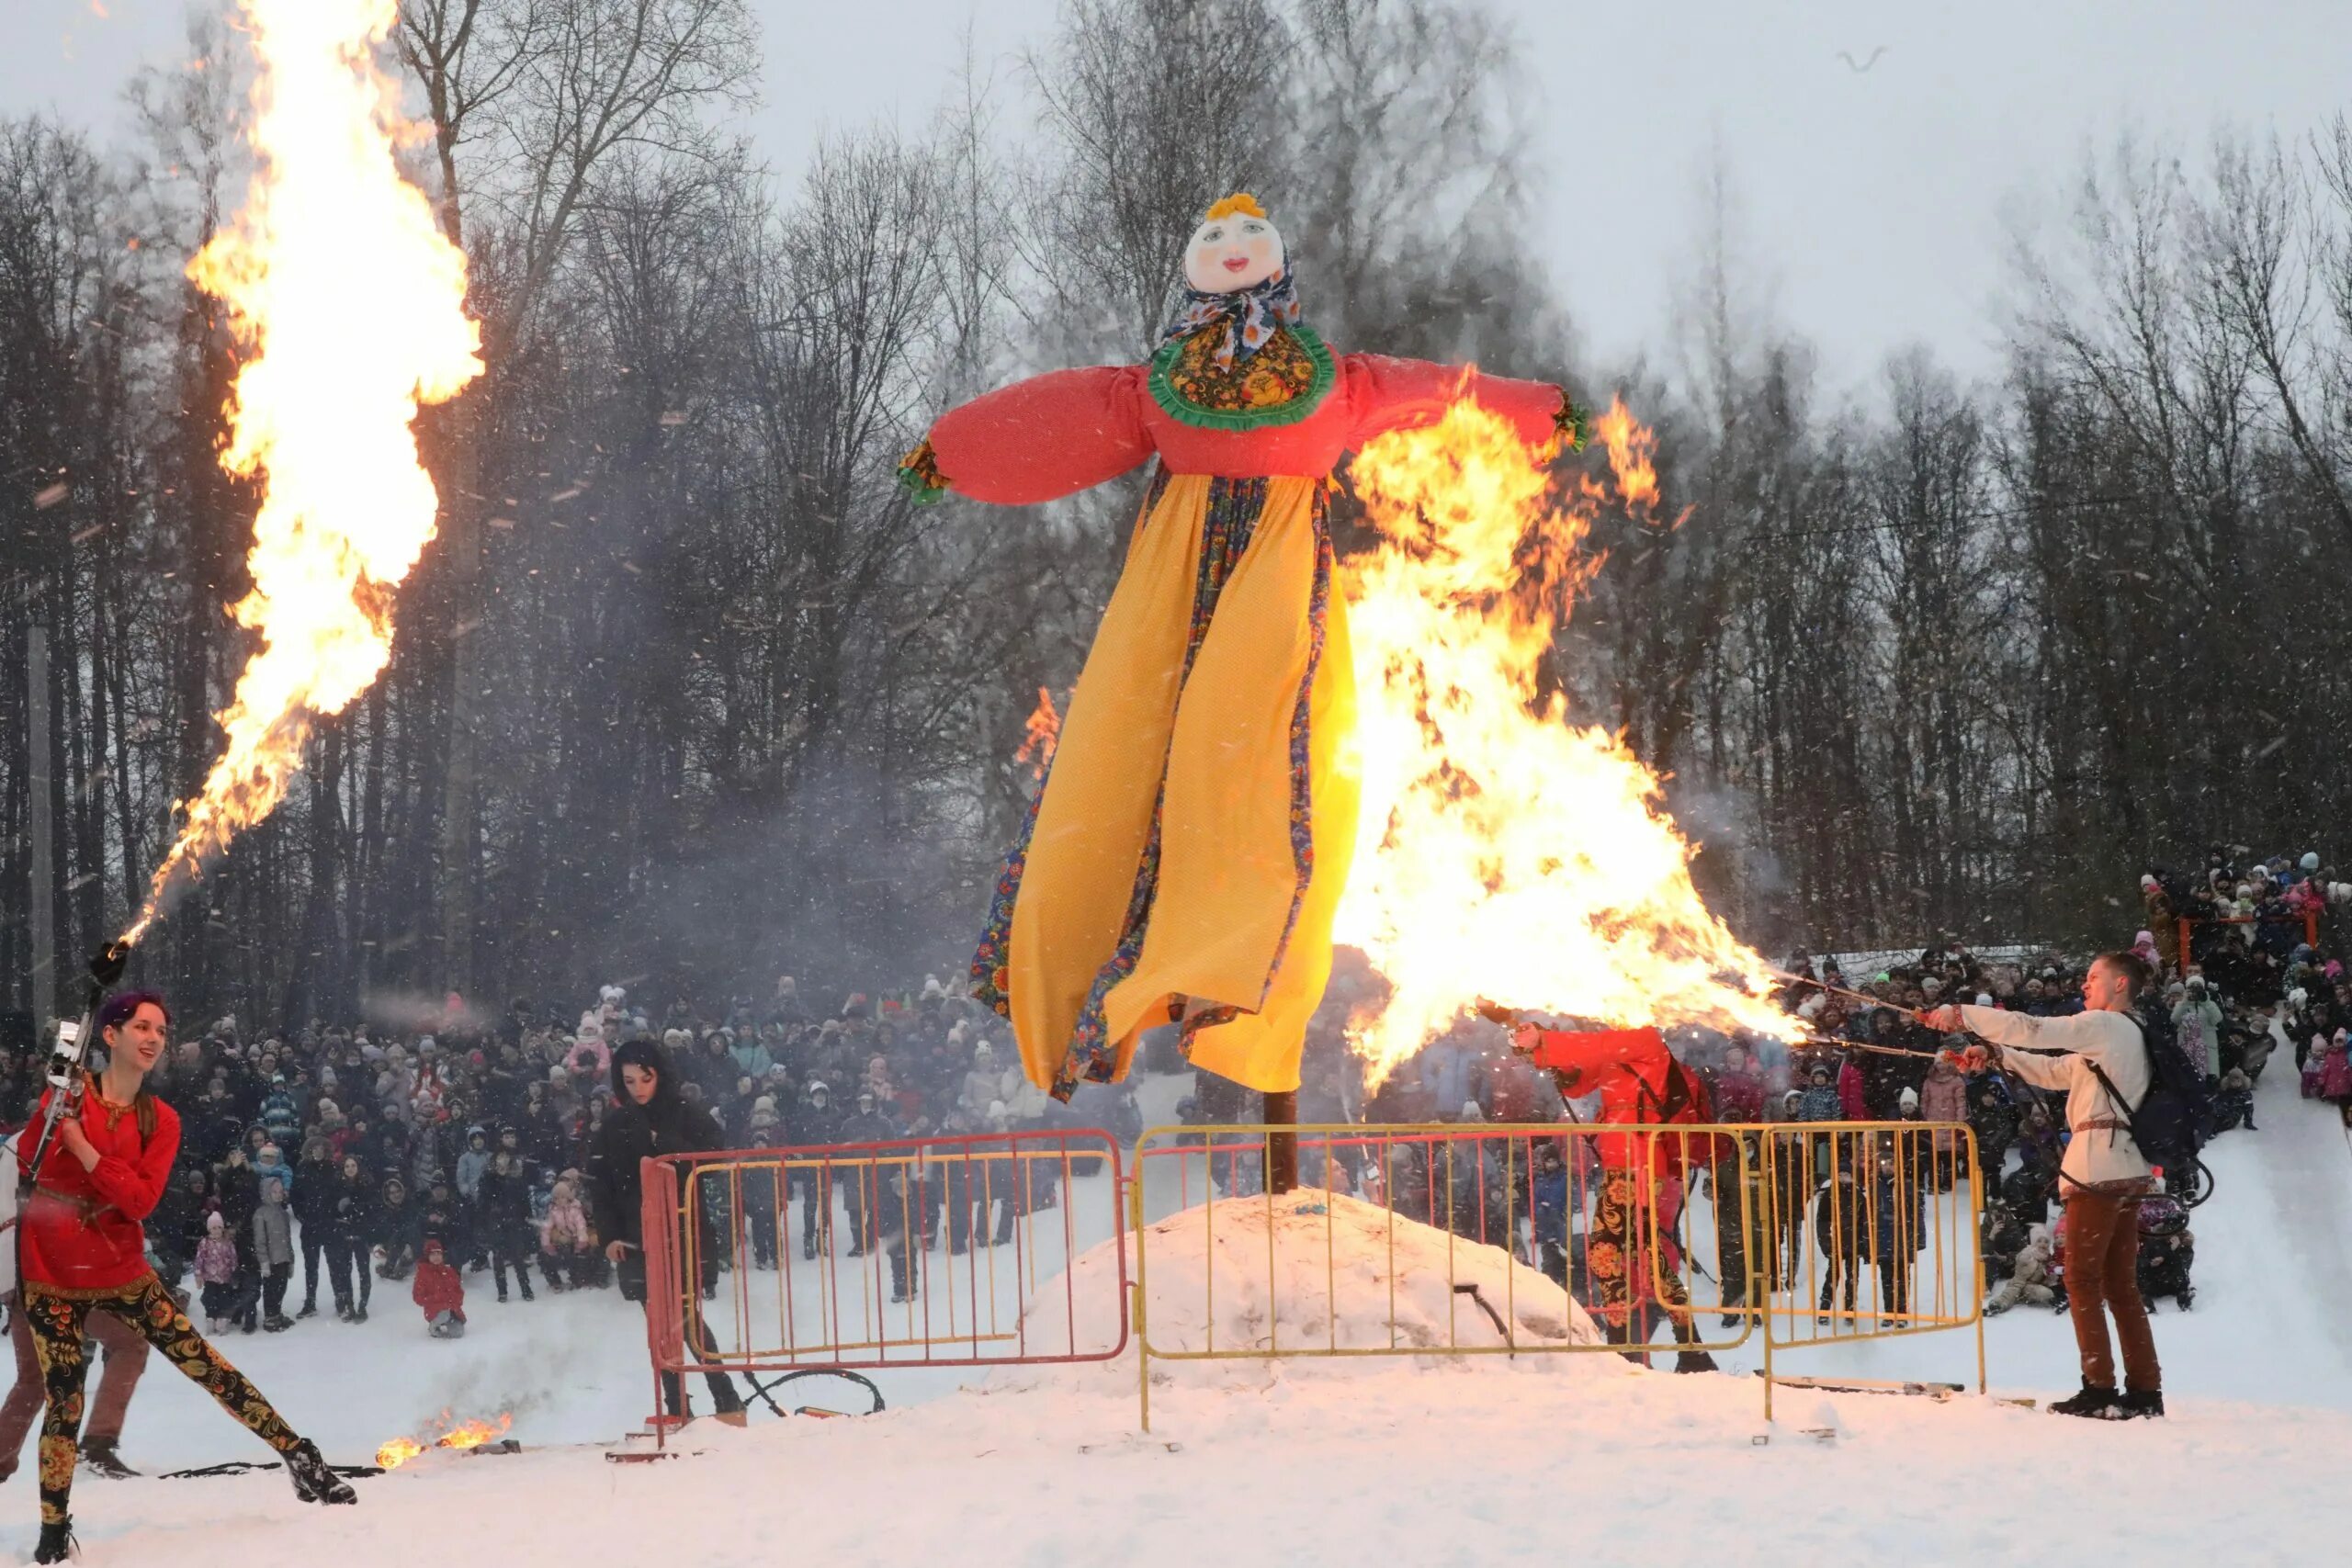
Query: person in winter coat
1529 1142 1571 1287
1917 1056 1970 1190
788 1081 839 1258
1984 1224 2059 1314
413 1236 466 1337
584 1041 744 1421
290 1139 339 1317
373 1177 421 1282
196 1213 240 1331
2322 1031 2352 1112
538 1171 600 1291
959 1043 1009 1123
1967 1078 2019 1187
1795 1066 1844 1125
477 1150 536 1302
2211 1068 2256 1132
1812 1155 1863 1320
252 1177 297 1331
251 1140 296 1199
2170 980 2222 1079
835 1090 895 1255
1837 1054 1869 1122
737 1099 785 1270
322 1156 373 1320
258 1075 300 1147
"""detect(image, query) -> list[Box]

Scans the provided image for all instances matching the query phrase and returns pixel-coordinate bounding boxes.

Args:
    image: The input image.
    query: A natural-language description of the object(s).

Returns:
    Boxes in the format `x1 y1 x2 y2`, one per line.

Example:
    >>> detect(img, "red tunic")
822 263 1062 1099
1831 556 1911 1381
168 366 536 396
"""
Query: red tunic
924 354 1563 504
1524 1027 1676 1171
17 1086 179 1292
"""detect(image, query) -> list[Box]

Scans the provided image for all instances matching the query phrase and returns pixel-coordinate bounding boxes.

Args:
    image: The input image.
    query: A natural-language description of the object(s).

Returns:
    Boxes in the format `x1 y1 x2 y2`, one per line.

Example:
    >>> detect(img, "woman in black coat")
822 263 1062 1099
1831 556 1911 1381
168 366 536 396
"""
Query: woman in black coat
585 1041 743 1420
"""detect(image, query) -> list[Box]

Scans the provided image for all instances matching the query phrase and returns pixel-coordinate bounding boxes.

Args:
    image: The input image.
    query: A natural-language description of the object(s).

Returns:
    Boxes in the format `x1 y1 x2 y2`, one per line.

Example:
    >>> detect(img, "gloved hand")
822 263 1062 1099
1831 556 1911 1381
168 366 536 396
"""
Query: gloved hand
88 940 131 989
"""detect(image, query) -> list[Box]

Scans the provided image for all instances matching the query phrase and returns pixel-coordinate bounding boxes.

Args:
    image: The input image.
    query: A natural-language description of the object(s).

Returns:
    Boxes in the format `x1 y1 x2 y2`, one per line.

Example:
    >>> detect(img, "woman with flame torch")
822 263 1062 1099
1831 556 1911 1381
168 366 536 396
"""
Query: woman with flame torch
16 987 354 1562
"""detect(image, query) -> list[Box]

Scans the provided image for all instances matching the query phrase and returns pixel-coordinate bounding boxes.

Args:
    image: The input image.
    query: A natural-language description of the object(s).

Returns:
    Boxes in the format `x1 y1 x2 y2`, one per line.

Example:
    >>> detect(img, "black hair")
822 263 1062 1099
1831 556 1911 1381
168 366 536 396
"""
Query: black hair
609 1038 680 1109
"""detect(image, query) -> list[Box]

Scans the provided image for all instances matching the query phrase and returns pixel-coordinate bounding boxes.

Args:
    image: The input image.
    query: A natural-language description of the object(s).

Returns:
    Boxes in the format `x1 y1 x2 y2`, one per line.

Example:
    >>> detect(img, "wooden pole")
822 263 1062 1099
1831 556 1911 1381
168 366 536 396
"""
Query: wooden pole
1263 1089 1297 1195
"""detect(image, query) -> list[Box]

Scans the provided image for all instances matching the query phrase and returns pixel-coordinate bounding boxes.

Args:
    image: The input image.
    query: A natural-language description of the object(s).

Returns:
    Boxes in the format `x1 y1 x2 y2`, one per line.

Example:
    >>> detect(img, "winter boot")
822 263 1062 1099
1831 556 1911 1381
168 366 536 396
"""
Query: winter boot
1674 1349 1718 1374
2049 1383 2120 1419
2118 1389 2165 1419
298 1298 318 1319
283 1439 357 1505
518 1275 535 1303
77 1439 139 1479
32 1519 74 1564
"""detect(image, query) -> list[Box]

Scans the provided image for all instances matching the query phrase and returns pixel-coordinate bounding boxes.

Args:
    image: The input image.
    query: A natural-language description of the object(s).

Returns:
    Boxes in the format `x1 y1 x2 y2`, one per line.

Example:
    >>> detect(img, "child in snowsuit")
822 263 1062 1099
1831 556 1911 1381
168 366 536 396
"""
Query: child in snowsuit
195 1212 240 1331
538 1171 600 1291
1984 1224 2059 1314
2135 1195 2195 1312
413 1236 467 1338
252 1176 297 1332
2211 1068 2256 1132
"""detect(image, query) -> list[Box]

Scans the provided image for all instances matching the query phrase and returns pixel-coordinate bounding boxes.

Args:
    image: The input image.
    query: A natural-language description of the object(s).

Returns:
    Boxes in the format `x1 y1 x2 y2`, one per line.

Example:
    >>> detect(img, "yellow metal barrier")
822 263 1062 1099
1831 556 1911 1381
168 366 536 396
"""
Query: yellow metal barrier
662 1130 1130 1375
1129 1120 1984 1427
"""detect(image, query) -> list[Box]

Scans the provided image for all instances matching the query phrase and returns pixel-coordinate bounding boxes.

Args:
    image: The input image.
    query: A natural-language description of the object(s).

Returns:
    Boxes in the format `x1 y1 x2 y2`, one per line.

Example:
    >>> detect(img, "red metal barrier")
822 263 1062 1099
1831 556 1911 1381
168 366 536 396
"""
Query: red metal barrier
638 1128 1129 1440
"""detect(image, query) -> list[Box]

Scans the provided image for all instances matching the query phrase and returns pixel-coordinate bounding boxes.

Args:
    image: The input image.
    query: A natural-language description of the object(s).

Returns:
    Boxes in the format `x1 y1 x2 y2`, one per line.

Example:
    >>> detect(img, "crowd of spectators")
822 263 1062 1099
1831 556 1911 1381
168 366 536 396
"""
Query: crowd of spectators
10 842 2343 1343
0 974 1140 1335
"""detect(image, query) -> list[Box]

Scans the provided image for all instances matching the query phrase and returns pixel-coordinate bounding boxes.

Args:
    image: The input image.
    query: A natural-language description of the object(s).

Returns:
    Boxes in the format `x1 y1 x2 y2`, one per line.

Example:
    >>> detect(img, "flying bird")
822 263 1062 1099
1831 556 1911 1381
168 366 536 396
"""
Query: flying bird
1837 47 1890 73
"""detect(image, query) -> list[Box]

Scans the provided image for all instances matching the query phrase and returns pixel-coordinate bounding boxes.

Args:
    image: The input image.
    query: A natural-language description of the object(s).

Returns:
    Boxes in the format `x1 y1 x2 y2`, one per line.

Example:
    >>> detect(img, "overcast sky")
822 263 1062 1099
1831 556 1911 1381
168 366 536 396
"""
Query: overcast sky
7 0 2347 388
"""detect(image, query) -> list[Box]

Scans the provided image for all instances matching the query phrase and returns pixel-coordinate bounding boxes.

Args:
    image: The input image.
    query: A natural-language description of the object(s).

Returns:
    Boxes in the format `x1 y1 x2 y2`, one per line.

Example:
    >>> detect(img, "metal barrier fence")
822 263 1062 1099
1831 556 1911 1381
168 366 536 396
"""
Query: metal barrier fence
1130 1120 1984 1427
635 1118 1984 1436
638 1129 1129 1440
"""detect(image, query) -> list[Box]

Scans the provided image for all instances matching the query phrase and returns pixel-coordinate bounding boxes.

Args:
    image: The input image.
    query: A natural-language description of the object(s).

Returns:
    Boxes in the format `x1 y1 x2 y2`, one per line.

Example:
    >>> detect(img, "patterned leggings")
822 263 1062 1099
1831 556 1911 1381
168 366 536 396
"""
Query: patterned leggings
23 1274 301 1525
1587 1169 1699 1338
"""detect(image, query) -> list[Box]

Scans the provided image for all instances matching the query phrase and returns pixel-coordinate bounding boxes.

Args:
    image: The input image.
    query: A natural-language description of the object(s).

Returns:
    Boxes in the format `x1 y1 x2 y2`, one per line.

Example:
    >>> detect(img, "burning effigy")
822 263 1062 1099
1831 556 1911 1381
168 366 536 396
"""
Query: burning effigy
921 192 1792 1100
913 193 1586 1101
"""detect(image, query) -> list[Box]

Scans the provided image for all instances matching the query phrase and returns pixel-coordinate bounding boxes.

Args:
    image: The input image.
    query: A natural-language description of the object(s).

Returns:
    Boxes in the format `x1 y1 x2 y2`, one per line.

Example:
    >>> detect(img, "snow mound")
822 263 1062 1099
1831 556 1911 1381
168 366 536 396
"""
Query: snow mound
992 1188 1609 1397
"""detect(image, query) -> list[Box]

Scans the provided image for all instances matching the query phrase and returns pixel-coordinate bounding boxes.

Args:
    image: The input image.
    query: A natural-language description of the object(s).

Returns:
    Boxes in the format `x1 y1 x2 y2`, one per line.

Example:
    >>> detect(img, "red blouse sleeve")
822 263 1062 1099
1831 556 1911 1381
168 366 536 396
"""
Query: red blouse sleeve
1342 354 1564 450
1525 1027 1667 1086
86 1102 178 1222
922 366 1156 505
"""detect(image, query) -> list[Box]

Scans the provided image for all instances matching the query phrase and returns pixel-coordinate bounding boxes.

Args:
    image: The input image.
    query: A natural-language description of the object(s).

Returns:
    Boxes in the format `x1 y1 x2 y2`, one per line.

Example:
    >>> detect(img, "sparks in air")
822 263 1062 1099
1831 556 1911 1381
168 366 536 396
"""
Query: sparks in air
121 0 481 946
1333 398 1801 1087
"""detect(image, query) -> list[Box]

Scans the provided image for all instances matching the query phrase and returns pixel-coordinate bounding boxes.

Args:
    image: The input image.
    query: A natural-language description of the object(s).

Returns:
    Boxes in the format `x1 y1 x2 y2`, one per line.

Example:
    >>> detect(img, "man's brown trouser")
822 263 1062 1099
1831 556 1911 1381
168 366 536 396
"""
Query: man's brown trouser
2062 1186 2162 1393
0 1291 148 1472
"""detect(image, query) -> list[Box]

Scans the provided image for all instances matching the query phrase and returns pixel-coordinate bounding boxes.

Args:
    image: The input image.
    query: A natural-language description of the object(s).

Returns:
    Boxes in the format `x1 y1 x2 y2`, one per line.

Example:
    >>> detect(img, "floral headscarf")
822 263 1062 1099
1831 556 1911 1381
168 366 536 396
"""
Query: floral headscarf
1161 265 1302 370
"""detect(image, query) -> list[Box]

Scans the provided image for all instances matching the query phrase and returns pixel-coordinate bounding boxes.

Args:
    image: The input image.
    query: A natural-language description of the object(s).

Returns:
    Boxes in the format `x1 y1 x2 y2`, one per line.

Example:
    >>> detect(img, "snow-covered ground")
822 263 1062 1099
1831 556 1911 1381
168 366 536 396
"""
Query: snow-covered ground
22 1063 2352 1564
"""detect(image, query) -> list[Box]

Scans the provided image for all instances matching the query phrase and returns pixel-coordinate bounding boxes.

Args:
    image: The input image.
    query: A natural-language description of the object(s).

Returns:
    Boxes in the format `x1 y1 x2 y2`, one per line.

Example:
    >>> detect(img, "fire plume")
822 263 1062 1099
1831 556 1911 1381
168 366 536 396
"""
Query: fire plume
1014 686 1061 783
1334 398 1798 1086
376 1412 512 1469
121 0 481 946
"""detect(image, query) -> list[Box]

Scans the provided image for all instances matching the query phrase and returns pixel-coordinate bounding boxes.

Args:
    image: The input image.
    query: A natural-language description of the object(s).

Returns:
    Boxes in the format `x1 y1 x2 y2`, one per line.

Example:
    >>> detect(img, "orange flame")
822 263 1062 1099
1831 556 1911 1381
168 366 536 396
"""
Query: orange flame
376 1412 512 1470
120 0 481 946
1013 687 1061 783
1334 398 1799 1086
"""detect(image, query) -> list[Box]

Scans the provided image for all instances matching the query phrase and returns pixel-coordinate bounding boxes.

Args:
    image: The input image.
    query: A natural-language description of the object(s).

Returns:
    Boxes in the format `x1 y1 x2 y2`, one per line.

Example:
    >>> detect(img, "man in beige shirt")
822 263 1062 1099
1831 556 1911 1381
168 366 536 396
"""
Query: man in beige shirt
1926 951 2164 1419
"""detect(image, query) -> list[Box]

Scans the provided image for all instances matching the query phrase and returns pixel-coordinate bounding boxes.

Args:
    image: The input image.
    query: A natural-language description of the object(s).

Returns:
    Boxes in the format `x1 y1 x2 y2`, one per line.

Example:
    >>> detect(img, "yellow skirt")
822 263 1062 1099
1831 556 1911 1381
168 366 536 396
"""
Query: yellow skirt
970 471 1360 1096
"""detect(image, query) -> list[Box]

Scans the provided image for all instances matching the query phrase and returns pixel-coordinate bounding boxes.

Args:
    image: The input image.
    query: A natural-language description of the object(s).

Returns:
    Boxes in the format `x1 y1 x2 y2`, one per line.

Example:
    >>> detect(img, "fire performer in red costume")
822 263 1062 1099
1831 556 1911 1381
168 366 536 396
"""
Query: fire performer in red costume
16 990 354 1562
1509 1021 1720 1372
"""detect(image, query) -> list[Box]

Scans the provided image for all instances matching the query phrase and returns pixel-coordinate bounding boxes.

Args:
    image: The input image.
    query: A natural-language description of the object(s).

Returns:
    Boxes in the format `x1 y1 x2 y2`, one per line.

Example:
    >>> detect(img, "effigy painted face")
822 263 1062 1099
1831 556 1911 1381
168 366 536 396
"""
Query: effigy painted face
1184 210 1285 293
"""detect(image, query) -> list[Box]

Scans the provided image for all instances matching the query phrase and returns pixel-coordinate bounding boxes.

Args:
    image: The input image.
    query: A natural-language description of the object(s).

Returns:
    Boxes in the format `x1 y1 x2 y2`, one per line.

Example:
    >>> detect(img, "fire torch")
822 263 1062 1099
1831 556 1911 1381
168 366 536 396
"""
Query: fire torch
21 940 134 1190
